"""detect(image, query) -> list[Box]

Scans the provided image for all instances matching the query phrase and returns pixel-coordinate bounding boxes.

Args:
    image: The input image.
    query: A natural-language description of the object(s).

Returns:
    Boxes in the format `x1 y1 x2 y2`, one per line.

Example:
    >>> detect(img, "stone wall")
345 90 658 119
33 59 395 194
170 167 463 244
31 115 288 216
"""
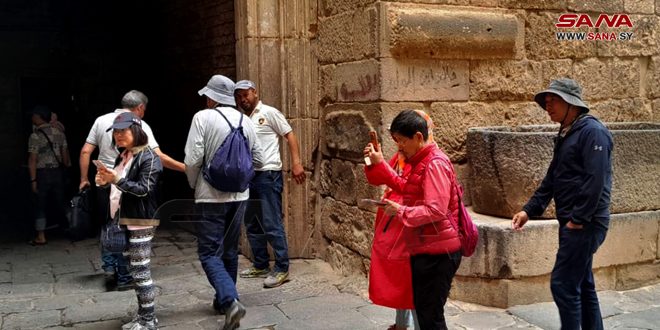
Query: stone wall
317 0 660 284
235 0 321 258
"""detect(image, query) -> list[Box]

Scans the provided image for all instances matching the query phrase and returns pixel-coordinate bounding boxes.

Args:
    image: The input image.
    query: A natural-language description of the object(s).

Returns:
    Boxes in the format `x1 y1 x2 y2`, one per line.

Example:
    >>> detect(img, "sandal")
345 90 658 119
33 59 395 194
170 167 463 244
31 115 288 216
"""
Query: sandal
28 240 47 246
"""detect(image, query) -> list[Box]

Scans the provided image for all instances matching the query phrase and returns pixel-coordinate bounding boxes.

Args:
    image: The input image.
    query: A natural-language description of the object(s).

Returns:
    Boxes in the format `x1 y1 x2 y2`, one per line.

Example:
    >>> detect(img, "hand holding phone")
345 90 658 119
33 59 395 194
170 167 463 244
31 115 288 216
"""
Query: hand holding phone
92 160 107 170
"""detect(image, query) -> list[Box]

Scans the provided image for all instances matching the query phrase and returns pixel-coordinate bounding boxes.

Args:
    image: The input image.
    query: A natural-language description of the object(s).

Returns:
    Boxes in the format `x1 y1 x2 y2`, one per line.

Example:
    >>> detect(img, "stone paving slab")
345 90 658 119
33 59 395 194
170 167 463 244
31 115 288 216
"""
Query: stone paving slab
1 233 659 329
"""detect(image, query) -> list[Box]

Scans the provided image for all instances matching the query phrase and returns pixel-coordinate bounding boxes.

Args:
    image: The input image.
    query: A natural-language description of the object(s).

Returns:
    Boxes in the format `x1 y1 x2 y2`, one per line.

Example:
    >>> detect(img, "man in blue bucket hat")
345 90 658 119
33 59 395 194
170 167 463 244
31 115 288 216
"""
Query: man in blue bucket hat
512 78 613 330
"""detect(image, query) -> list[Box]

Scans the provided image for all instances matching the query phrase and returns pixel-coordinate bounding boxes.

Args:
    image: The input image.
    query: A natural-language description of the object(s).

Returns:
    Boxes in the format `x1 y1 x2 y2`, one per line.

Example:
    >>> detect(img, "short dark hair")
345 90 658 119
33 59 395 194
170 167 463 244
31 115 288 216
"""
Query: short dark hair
390 109 429 141
112 124 149 148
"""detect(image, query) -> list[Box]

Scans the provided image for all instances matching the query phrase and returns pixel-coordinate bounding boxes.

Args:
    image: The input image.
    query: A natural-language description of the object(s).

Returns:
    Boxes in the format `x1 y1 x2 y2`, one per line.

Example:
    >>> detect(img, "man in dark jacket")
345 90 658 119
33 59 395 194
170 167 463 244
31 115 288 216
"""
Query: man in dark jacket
512 78 613 330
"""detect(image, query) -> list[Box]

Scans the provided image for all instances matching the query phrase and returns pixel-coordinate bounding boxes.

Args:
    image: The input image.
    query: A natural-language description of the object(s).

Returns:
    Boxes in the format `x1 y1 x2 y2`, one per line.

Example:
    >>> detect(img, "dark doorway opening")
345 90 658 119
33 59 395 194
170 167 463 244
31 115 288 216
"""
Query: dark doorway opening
0 0 236 242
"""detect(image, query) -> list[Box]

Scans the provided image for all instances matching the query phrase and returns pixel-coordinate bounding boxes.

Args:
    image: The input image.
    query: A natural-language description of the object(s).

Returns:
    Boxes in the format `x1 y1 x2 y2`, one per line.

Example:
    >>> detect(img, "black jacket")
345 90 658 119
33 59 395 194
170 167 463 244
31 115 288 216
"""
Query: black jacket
523 115 613 227
114 146 162 226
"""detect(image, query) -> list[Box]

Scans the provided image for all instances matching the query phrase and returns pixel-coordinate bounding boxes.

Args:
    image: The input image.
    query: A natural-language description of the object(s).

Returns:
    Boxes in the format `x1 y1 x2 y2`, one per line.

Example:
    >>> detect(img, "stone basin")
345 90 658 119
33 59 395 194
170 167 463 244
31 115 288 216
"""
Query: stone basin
466 122 660 219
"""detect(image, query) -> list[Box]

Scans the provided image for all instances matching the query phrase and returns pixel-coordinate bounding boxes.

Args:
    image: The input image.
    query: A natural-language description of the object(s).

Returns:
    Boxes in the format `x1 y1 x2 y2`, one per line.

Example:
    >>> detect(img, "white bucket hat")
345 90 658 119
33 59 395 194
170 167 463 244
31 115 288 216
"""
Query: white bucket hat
198 75 236 106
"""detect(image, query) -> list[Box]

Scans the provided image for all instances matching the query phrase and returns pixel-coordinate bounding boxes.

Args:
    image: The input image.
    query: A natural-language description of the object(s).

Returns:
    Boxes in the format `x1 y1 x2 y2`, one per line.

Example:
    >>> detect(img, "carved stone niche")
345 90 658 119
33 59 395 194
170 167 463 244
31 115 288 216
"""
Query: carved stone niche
466 122 660 218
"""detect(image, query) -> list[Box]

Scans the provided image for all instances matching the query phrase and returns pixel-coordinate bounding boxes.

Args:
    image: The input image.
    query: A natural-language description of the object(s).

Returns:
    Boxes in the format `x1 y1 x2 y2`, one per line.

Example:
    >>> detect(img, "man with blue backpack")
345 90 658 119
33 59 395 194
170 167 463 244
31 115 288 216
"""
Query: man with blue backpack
184 74 263 330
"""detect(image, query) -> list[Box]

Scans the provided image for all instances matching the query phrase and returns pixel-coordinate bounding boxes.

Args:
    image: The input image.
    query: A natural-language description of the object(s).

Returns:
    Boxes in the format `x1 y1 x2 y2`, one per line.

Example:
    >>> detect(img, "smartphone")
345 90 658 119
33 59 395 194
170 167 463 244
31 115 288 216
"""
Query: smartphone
360 198 388 207
365 130 379 166
92 160 107 170
369 131 379 152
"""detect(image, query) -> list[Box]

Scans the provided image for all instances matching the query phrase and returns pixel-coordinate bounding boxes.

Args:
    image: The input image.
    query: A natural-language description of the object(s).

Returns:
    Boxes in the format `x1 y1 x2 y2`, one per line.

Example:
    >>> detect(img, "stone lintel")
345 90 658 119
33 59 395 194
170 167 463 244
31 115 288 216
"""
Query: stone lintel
381 3 522 60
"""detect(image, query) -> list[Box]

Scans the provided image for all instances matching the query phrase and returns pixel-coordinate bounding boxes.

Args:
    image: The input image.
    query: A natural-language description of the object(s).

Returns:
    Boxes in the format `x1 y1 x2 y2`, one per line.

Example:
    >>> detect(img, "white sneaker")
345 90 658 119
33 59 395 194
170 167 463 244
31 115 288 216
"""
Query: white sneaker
122 316 158 330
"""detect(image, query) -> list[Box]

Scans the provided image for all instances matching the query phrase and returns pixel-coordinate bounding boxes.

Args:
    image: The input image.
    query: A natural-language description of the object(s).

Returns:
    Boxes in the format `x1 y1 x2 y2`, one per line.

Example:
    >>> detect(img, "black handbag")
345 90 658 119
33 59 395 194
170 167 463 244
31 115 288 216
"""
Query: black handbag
68 187 92 241
101 220 128 253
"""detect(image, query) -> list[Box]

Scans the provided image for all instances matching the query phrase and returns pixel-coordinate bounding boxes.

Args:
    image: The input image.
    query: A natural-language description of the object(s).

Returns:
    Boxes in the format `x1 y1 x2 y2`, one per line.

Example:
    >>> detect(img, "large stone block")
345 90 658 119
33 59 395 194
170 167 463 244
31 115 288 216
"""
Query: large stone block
317 7 378 63
331 58 469 102
285 119 320 170
320 0 377 17
320 159 359 205
590 98 654 123
335 59 380 102
322 103 384 162
430 101 548 162
625 0 655 14
454 267 616 307
648 56 660 99
237 0 316 38
567 0 624 12
381 3 523 60
322 103 425 161
325 241 369 276
455 211 658 306
380 58 469 101
457 213 558 278
598 15 660 57
525 12 598 60
321 198 374 258
469 60 544 101
574 58 642 100
467 123 660 218
615 261 660 290
574 58 612 100
499 0 567 10
541 59 574 84
594 212 659 267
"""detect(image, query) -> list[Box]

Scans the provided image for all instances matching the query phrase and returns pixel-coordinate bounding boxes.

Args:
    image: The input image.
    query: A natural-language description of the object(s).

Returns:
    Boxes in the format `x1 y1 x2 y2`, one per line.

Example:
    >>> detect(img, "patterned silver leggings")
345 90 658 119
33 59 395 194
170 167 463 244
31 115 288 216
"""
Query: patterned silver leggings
126 228 156 321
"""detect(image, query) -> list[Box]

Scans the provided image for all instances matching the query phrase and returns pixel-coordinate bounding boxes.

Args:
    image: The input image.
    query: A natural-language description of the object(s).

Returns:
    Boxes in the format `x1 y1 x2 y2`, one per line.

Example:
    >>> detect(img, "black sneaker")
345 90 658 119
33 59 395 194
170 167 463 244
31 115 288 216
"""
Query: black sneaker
213 299 226 315
223 299 246 330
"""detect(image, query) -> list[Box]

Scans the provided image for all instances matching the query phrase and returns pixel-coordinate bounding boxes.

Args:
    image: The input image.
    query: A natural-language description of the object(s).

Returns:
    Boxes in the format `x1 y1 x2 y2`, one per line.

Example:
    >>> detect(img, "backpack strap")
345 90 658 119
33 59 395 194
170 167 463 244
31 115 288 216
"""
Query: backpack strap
214 108 243 130
37 128 64 167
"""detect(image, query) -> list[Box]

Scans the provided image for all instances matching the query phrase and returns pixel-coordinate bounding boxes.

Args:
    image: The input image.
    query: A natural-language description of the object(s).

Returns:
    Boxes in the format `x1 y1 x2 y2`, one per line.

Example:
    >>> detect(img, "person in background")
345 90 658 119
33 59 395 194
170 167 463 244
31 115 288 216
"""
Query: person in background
96 112 162 330
512 78 613 330
79 90 184 291
234 80 306 288
27 105 71 245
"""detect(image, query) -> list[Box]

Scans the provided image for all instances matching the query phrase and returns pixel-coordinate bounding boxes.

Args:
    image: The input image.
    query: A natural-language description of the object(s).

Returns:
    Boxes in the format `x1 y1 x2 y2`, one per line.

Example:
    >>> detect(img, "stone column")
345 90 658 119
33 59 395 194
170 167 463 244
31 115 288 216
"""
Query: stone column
235 0 320 258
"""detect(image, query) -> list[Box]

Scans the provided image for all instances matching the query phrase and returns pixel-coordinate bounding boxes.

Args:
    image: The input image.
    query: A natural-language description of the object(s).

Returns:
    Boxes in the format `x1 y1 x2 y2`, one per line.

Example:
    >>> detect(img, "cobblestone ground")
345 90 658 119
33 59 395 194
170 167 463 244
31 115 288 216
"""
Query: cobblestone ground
1 229 658 329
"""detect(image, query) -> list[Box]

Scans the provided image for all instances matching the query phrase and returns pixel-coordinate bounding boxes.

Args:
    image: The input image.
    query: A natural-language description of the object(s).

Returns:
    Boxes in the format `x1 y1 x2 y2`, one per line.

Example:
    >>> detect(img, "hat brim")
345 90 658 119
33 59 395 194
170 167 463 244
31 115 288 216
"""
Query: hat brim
198 87 236 107
534 89 589 112
106 122 135 132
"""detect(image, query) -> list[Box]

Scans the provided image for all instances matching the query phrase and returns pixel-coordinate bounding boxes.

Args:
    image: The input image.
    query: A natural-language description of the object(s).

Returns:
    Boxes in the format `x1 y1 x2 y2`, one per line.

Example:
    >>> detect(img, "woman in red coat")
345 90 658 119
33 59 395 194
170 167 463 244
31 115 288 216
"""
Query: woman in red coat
364 110 462 330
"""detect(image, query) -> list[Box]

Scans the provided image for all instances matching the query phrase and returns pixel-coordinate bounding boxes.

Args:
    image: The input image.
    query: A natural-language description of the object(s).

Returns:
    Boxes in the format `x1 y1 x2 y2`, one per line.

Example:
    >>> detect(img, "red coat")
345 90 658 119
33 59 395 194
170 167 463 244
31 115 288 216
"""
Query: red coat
367 154 414 308
365 144 461 309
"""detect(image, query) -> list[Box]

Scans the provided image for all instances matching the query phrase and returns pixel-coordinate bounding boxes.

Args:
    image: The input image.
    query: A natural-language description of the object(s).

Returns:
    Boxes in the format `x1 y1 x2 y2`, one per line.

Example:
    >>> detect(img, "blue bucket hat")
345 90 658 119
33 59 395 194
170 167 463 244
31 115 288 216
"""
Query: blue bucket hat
534 78 590 113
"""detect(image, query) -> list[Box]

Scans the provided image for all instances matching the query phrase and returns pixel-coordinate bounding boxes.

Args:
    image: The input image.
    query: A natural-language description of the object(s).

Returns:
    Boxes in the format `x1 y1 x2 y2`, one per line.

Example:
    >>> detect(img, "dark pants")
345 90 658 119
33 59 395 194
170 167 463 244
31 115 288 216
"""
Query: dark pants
551 222 608 330
244 171 289 272
98 186 131 284
410 252 462 330
34 168 66 231
196 201 246 309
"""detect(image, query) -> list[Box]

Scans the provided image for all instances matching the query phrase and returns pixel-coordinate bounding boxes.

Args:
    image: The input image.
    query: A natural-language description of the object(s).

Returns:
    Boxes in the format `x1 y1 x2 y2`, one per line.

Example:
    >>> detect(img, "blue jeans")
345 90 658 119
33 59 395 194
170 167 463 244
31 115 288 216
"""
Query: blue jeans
196 201 246 309
551 221 608 330
244 171 289 272
101 249 132 285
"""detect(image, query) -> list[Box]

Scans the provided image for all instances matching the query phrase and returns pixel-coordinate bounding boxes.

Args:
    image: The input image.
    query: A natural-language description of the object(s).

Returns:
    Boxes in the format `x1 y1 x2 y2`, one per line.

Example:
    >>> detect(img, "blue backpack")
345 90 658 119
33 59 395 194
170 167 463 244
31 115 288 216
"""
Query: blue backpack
203 109 255 192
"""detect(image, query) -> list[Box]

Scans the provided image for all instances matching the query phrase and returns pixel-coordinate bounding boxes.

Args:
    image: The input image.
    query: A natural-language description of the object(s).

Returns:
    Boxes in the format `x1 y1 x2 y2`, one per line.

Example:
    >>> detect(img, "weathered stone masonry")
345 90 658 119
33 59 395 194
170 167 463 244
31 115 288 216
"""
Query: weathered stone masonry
316 0 660 307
